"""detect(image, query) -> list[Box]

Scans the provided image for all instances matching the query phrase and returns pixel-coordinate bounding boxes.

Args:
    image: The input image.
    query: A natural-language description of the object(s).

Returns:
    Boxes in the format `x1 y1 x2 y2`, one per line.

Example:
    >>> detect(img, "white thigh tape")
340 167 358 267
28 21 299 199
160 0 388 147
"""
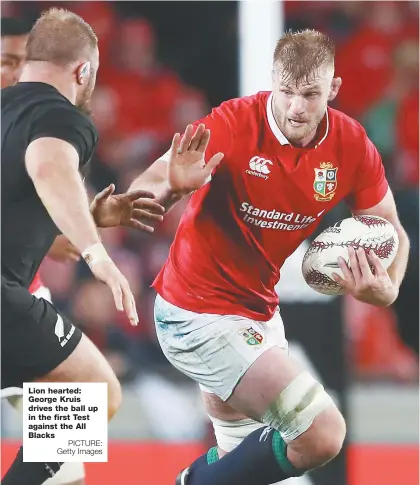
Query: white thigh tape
7 394 23 412
208 415 264 453
262 371 334 442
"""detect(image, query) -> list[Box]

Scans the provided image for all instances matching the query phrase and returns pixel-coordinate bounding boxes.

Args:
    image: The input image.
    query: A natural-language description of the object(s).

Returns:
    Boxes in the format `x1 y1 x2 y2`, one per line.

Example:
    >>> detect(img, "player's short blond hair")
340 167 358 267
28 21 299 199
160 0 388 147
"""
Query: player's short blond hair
273 29 335 84
26 8 98 66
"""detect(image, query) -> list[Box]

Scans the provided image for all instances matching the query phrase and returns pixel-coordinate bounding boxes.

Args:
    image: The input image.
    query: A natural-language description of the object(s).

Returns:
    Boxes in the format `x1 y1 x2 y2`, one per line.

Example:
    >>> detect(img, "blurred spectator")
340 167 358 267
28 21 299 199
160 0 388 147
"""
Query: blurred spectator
96 18 183 164
335 2 418 119
363 40 419 187
363 40 419 356
72 279 117 341
172 87 209 133
70 1 117 64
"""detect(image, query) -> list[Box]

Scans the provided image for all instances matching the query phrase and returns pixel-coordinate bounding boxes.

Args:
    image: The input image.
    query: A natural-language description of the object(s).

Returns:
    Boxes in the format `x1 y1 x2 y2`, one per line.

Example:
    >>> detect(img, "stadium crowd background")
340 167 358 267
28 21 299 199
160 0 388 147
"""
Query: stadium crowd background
1 1 419 484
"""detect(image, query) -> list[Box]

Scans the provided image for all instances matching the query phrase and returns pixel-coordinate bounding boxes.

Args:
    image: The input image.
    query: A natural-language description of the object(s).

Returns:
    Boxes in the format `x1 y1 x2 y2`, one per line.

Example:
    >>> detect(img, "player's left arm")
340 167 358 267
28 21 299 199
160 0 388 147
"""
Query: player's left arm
338 136 410 306
128 105 231 212
352 188 410 293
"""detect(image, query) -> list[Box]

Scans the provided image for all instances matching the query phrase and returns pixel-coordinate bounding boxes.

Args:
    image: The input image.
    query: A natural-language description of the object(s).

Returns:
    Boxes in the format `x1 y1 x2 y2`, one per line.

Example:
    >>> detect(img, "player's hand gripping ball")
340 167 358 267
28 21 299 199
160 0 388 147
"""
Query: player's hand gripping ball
302 216 399 295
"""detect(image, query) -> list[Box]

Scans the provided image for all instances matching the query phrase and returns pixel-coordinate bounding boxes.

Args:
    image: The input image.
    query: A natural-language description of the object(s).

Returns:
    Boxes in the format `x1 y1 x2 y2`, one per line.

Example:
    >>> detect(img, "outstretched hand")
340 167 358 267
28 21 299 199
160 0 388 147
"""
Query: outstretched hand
167 123 224 194
90 184 165 233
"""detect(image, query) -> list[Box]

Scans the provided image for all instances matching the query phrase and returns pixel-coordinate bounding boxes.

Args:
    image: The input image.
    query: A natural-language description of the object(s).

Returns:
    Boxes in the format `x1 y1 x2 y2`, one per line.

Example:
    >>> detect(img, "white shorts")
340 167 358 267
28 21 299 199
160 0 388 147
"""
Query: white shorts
154 294 288 401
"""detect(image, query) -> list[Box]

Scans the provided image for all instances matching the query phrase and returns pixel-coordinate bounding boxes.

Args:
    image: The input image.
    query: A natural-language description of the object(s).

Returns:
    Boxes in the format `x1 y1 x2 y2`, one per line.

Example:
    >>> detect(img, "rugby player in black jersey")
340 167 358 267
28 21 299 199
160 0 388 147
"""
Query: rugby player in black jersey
1 9 165 485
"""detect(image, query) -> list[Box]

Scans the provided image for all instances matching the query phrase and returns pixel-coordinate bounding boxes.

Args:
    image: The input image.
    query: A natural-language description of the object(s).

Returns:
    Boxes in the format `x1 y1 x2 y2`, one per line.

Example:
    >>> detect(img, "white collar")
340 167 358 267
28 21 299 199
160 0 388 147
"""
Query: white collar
266 92 289 145
266 92 329 148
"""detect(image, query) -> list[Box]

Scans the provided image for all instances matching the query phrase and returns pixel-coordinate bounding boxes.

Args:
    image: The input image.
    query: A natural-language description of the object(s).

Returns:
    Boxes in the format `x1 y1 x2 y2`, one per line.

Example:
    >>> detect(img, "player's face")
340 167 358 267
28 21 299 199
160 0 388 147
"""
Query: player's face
75 47 99 115
1 35 28 88
271 64 341 146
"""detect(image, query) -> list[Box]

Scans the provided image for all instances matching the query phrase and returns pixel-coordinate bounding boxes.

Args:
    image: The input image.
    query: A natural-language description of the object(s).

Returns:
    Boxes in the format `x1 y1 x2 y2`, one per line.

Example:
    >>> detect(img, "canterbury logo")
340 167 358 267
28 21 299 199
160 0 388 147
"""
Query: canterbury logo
246 156 273 180
249 156 272 174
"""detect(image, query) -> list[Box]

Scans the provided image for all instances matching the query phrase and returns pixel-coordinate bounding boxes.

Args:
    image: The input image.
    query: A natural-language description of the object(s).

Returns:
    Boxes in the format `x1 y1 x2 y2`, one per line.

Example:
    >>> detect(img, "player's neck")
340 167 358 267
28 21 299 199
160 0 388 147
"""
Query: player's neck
289 115 327 149
19 63 76 105
292 128 318 148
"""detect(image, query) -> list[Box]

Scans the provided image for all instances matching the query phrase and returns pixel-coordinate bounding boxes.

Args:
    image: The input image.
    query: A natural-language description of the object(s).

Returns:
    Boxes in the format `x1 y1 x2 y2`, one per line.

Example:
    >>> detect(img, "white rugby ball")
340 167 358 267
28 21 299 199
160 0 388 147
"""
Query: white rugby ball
302 215 399 295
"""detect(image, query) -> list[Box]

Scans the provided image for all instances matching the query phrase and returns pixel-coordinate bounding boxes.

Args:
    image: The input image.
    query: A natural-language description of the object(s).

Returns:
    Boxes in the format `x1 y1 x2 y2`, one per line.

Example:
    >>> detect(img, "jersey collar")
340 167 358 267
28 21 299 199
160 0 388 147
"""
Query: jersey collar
267 92 289 145
266 92 329 149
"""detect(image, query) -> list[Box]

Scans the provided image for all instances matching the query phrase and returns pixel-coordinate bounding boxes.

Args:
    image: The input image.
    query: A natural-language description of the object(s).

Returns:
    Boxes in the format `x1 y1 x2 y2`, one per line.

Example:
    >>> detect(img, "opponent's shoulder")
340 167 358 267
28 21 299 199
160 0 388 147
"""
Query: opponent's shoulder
34 88 96 130
20 84 98 165
3 81 65 109
8 82 95 132
40 103 98 142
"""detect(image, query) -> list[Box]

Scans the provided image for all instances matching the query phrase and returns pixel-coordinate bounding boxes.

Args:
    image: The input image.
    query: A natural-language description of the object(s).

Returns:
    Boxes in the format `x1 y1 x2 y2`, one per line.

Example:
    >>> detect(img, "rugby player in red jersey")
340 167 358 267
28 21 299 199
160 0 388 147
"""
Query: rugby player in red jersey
129 30 410 485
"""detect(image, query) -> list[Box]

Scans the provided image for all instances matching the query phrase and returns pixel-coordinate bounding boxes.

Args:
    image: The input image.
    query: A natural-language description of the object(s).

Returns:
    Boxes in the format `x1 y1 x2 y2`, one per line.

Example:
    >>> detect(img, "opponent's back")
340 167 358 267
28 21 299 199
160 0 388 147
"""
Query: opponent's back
1 82 96 287
3 83 47 202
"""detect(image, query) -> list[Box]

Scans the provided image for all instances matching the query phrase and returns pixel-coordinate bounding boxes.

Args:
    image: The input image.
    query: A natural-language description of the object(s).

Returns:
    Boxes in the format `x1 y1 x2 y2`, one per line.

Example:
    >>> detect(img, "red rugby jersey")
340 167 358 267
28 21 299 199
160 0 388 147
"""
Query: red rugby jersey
153 92 388 320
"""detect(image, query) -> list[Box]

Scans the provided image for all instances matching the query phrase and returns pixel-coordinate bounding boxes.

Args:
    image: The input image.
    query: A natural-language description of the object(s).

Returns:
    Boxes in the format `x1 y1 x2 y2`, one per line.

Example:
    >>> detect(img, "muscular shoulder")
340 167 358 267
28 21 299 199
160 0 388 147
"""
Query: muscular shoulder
195 92 268 160
29 86 97 135
28 86 98 166
328 107 369 149
4 83 98 166
33 101 97 143
212 91 268 131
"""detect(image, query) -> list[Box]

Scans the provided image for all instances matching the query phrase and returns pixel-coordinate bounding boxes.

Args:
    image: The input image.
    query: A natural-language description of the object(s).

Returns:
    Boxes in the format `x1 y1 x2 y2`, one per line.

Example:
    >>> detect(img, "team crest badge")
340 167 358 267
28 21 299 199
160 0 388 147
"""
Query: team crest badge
240 327 264 346
313 162 338 202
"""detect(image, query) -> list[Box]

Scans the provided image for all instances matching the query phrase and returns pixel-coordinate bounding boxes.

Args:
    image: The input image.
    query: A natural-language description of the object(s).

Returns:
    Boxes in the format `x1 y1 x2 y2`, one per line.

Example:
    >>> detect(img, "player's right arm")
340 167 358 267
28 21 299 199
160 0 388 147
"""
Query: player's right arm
128 107 232 211
25 137 138 325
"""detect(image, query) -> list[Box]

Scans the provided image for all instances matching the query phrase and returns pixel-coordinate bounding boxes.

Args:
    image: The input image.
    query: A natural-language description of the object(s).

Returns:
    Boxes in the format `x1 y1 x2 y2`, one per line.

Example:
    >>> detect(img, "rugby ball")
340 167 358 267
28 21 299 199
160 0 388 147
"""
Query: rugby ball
302 215 399 295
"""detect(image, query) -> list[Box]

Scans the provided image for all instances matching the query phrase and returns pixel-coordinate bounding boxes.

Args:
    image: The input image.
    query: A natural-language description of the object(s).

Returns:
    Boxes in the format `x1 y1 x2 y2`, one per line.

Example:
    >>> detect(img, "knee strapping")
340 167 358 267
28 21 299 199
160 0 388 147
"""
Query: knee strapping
262 371 334 441
7 395 23 413
208 415 264 453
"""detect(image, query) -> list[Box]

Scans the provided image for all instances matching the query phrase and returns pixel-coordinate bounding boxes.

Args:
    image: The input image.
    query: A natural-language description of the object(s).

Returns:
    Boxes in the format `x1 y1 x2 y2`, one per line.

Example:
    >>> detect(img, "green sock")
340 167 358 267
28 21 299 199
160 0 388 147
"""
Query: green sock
272 431 302 476
206 446 219 464
205 432 301 476
188 427 303 485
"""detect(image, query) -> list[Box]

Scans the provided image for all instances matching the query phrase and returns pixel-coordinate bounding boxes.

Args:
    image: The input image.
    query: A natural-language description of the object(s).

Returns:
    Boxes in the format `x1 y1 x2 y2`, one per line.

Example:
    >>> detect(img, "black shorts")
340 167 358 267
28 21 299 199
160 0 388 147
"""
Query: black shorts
1 276 82 389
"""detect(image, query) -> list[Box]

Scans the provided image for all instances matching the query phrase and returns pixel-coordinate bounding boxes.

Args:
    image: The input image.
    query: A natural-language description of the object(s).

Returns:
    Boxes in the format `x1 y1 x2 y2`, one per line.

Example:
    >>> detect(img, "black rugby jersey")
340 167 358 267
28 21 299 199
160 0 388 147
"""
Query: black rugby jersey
1 82 98 287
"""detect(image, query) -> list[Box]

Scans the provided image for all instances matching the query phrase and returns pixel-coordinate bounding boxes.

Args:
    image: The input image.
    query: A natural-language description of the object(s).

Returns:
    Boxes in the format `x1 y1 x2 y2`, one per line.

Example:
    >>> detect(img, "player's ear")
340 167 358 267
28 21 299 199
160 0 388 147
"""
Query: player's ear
328 77 342 102
76 62 91 86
